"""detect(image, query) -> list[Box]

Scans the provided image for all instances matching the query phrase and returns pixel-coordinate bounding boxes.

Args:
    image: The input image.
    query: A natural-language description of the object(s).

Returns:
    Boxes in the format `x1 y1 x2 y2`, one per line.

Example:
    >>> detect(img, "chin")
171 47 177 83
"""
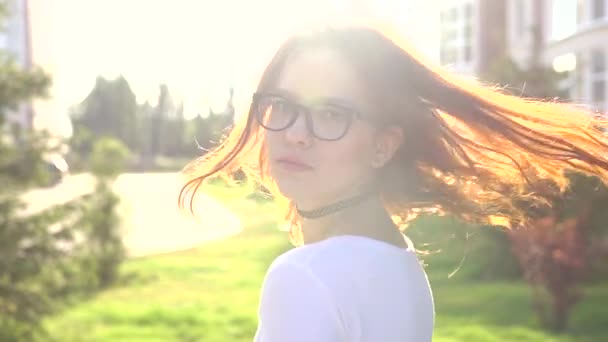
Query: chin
273 176 310 201
269 162 321 201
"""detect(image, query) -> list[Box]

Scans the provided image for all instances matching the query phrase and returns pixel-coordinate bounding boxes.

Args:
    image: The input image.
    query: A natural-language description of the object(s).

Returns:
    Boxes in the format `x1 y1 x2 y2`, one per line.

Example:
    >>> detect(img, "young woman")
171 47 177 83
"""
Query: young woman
180 26 608 341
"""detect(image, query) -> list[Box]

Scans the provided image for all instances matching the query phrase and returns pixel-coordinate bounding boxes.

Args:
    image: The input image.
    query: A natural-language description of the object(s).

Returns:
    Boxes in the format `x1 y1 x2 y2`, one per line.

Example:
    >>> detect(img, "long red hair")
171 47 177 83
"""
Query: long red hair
179 26 608 245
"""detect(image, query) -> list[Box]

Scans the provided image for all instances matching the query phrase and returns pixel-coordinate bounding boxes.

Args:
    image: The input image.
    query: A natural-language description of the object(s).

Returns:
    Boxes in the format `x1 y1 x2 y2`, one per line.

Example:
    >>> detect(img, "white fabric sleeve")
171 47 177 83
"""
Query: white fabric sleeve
254 260 345 342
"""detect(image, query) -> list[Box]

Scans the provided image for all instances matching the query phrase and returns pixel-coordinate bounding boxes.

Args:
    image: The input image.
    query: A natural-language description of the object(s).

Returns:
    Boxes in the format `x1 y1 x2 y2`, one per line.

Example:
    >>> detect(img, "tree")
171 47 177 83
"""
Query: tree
90 137 131 179
134 100 154 159
508 172 608 332
0 58 49 126
0 18 127 342
192 87 235 154
0 5 51 186
0 4 57 338
482 17 567 101
480 29 608 332
149 84 171 156
482 56 567 100
160 100 186 156
171 88 236 159
71 76 138 151
182 113 207 155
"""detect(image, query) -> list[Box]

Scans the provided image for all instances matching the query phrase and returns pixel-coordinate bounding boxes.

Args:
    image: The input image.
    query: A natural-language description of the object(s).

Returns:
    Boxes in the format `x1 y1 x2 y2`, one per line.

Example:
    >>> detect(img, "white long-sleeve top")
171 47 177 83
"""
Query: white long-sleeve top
254 235 435 341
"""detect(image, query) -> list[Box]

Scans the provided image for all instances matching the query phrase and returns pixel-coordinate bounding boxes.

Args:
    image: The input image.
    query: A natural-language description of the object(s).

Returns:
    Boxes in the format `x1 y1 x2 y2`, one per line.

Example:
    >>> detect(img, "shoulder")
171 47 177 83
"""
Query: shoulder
256 249 347 341
265 237 367 288
271 236 434 309
261 239 346 295
270 235 427 277
258 237 434 341
259 239 360 312
269 238 346 271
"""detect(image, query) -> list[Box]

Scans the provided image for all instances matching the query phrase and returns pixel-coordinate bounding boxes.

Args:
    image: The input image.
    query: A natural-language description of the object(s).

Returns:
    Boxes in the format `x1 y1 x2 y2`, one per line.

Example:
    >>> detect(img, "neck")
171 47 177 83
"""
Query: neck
300 195 406 248
296 187 375 219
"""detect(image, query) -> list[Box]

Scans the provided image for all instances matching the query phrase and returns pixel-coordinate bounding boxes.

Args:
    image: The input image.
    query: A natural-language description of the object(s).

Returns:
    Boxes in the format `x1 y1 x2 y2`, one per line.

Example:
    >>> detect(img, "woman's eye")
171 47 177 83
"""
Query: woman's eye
271 98 291 113
318 108 348 122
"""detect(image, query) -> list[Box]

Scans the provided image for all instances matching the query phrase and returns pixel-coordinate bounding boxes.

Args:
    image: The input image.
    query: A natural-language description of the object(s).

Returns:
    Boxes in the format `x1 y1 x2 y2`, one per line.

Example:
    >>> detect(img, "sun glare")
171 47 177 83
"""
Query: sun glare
44 0 438 134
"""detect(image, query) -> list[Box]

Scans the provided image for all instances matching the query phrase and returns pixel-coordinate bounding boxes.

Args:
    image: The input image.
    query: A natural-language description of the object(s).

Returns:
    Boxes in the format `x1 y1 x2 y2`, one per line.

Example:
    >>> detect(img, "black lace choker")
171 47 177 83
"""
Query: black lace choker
296 189 376 219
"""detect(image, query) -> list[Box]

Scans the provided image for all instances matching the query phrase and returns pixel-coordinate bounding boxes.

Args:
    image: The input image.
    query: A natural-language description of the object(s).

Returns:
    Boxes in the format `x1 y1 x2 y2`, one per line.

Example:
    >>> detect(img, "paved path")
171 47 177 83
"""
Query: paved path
114 173 242 257
20 172 242 257
19 173 96 217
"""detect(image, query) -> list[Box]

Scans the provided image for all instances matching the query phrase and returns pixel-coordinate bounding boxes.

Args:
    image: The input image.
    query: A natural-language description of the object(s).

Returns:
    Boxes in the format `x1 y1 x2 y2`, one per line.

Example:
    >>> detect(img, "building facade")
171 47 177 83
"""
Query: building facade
1 0 57 139
544 0 608 112
438 0 480 75
1 0 34 133
506 0 550 68
438 0 510 76
439 0 608 113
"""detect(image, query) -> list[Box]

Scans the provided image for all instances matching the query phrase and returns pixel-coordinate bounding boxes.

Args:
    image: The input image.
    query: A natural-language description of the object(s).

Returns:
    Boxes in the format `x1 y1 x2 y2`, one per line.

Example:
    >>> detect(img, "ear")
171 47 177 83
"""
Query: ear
371 125 403 168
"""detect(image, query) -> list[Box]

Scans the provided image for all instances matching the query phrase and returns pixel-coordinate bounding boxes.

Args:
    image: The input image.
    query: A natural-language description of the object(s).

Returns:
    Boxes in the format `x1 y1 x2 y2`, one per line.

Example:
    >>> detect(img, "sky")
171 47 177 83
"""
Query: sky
550 0 577 41
29 0 440 137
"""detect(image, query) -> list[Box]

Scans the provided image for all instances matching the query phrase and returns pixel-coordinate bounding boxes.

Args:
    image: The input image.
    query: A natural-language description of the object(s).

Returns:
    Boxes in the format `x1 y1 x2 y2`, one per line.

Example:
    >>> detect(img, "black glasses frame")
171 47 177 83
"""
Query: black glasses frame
251 91 366 141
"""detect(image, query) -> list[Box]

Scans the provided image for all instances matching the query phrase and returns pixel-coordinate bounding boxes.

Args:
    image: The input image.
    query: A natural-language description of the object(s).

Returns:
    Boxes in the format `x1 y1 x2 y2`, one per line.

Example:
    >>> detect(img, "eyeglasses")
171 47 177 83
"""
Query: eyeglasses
252 91 368 141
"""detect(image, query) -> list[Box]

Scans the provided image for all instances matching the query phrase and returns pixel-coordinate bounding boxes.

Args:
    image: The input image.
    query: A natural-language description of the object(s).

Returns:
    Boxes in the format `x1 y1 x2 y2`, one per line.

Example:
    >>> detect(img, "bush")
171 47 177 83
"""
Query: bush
509 216 588 332
78 180 125 288
85 137 128 288
0 188 83 341
90 137 131 178
0 134 126 340
406 215 521 281
0 8 70 337
506 172 608 332
0 185 126 341
0 131 61 188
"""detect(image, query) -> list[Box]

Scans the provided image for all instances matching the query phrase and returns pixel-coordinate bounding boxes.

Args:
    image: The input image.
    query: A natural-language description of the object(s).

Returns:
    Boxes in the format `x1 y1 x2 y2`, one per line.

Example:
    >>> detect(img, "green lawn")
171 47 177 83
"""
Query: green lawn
45 183 608 341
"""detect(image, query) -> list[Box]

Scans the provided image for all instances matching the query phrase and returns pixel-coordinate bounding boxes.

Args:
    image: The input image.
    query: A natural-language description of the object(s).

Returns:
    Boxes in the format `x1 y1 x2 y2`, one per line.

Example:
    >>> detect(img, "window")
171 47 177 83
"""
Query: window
464 24 472 41
463 45 472 62
590 49 606 106
440 6 457 65
514 0 525 36
464 2 473 19
575 53 585 99
593 0 605 20
463 23 473 62
592 80 605 102
441 28 458 43
448 7 458 22
591 49 606 74
439 1 476 69
577 0 585 25
440 47 458 65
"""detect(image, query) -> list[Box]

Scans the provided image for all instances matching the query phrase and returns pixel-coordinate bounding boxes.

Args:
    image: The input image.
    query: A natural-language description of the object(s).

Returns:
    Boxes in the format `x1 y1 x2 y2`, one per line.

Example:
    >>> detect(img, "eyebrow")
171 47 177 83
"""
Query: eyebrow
270 88 360 110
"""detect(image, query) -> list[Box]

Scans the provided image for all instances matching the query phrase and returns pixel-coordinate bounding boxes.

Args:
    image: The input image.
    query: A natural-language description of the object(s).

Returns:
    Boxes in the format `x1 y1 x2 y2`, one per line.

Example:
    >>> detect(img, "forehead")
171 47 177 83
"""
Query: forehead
274 48 370 108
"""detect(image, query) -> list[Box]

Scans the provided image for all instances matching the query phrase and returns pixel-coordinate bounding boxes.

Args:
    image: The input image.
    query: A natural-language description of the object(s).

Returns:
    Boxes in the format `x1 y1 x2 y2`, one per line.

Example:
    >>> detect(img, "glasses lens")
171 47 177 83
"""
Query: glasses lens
256 96 296 131
309 106 352 140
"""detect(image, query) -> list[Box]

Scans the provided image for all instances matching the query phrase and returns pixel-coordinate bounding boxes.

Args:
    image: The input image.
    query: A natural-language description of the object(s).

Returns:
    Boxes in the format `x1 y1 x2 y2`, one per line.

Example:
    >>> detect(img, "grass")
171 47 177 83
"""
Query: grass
45 182 608 341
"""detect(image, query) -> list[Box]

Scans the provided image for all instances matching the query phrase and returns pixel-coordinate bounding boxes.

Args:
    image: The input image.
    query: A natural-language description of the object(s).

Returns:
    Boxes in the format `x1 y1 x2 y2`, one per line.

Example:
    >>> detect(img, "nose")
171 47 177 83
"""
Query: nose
284 111 312 147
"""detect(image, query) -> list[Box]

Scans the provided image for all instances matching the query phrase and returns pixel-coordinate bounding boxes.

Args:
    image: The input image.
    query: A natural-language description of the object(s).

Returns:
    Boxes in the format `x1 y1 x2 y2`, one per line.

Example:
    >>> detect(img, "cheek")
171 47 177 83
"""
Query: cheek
317 129 375 175
264 131 282 156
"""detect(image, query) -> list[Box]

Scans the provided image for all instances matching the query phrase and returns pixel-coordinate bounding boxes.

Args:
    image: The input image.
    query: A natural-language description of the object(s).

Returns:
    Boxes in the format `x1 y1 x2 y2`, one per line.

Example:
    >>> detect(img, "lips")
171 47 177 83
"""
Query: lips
275 156 314 172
